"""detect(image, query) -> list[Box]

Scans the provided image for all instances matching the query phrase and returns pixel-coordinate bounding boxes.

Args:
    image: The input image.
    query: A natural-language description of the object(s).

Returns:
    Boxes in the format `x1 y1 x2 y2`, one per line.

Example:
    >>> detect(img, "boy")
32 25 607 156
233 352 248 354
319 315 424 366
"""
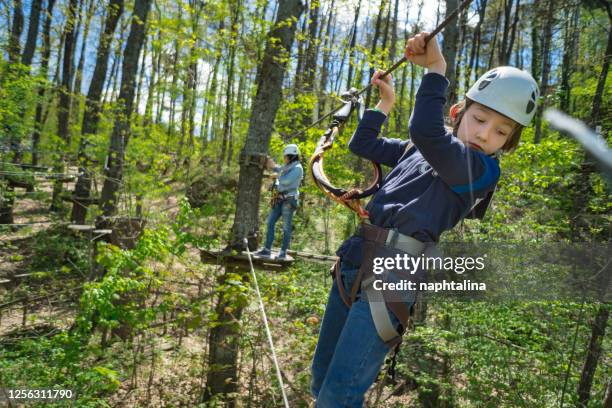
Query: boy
311 31 539 407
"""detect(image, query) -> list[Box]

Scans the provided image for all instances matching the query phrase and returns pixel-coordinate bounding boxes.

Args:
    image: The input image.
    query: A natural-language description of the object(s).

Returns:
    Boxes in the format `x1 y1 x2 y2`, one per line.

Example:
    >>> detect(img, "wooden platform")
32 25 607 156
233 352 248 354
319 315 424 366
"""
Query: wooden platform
200 248 294 269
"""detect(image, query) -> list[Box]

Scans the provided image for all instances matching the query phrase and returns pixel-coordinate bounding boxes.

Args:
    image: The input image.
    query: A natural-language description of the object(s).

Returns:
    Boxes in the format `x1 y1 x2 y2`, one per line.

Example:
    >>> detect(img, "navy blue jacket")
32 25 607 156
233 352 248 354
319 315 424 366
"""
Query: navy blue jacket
337 72 500 266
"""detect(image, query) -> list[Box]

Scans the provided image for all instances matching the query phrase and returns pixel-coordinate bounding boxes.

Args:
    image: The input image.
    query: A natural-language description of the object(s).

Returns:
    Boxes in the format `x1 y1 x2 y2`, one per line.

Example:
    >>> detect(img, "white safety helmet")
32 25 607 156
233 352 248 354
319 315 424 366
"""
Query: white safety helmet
283 144 299 156
466 66 539 127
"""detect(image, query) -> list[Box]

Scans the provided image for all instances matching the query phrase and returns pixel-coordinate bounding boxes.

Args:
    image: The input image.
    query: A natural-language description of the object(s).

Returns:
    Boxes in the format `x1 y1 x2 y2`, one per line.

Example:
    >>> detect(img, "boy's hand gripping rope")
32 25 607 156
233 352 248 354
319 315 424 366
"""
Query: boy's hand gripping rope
307 0 472 218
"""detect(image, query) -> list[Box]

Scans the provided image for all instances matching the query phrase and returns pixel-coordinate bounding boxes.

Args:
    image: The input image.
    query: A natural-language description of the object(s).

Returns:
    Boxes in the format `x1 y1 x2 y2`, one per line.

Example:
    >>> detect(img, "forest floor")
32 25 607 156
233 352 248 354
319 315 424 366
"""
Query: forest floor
0 182 500 408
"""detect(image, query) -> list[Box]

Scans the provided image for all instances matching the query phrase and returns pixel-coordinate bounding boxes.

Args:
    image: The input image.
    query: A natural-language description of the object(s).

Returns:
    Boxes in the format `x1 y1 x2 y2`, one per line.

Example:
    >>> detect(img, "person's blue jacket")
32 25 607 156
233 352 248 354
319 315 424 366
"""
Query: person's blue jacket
272 160 303 198
337 72 500 266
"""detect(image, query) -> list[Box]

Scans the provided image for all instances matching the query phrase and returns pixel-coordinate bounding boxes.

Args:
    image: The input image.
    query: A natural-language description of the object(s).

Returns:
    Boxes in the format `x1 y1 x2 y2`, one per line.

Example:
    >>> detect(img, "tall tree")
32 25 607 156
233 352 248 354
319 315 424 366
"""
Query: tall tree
99 0 152 216
30 0 58 167
50 0 80 211
71 0 96 123
71 0 125 223
465 0 486 93
318 0 335 114
217 0 241 171
8 0 24 63
177 0 204 169
21 0 43 67
445 0 463 109
303 0 320 93
346 0 361 89
501 0 520 66
589 0 611 128
364 0 387 108
533 0 554 144
530 1 541 90
559 2 580 112
577 305 610 406
203 0 304 402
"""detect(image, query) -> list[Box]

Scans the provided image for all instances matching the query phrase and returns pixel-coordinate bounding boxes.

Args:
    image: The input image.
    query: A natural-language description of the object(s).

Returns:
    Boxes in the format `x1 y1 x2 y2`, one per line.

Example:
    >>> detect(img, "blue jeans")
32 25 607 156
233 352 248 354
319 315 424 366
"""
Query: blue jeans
310 261 403 407
264 196 297 252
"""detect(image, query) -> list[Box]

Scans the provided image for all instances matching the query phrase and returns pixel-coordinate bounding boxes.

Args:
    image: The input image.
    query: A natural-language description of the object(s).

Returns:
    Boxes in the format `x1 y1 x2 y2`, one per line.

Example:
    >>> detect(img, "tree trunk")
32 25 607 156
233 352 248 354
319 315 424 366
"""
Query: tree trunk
407 3 423 128
203 2 304 404
8 0 24 63
318 1 335 114
533 0 554 144
50 0 79 212
577 305 610 406
346 0 361 89
2 0 25 168
143 26 160 128
71 0 125 224
603 378 612 408
21 0 43 67
30 0 57 167
100 0 152 216
503 0 520 66
134 33 148 118
217 0 240 171
166 12 181 152
590 6 611 128
487 9 501 71
4 0 42 171
303 0 319 93
71 0 96 124
293 6 308 94
103 18 128 104
442 0 458 110
530 1 541 91
393 3 412 133
201 51 222 155
499 0 512 65
365 0 386 108
451 2 467 111
559 3 580 112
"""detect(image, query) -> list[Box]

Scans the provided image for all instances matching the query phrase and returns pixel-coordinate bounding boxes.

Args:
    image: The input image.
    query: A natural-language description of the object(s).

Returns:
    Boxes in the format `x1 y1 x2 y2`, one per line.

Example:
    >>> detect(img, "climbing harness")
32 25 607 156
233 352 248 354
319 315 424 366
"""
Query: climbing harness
243 238 290 408
332 223 441 348
269 181 283 208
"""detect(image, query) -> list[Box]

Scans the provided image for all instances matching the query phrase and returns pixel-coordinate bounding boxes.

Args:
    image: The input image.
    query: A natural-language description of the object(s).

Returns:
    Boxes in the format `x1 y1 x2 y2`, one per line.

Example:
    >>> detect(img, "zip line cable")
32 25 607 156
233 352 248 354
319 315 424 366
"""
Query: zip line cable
243 238 290 408
288 0 473 140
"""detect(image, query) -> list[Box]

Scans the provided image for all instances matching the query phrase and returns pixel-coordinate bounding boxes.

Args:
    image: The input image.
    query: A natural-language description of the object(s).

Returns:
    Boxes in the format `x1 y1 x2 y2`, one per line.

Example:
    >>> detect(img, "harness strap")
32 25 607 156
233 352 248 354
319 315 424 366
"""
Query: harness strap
332 224 440 348
356 223 440 348
333 258 352 308
362 275 404 348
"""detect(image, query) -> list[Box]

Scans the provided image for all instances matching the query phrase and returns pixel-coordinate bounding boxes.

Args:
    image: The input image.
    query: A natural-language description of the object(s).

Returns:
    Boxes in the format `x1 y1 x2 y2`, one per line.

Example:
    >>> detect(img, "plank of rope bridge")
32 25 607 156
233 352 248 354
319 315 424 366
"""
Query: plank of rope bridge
199 248 291 270
68 224 96 232
60 194 101 205
281 249 336 263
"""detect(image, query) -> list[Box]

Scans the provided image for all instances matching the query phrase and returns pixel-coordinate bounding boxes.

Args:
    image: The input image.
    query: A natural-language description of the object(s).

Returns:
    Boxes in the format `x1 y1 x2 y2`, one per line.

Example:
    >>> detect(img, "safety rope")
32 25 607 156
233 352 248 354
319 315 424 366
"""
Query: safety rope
243 238 290 408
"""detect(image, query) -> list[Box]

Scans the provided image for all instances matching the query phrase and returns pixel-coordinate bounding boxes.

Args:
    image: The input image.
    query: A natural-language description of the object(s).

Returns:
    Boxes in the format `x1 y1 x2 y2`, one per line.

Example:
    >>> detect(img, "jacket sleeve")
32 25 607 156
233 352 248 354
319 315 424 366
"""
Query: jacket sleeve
278 164 303 189
408 73 500 197
348 110 410 167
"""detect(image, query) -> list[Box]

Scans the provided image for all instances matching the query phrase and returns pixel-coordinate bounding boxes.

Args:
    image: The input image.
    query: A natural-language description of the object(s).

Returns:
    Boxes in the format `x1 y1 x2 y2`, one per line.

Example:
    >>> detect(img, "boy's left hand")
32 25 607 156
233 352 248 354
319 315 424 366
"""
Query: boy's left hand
371 69 395 114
